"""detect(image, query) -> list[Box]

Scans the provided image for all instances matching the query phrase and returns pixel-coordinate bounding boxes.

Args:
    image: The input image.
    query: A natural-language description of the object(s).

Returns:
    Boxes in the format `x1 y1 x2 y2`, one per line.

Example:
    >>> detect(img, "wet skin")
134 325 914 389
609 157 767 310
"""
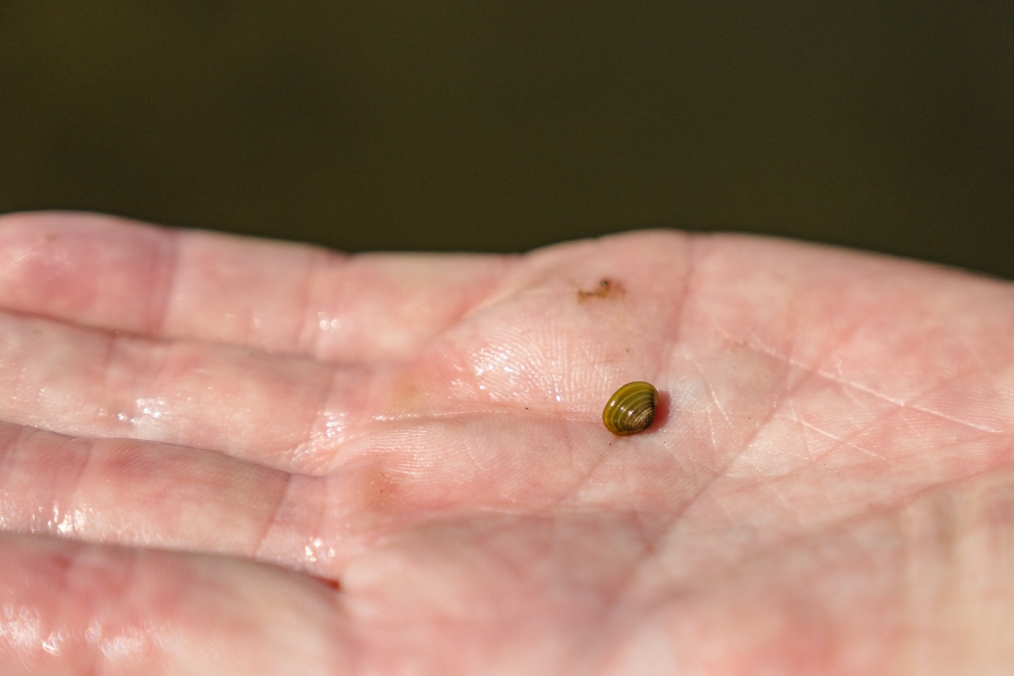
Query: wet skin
0 212 1013 674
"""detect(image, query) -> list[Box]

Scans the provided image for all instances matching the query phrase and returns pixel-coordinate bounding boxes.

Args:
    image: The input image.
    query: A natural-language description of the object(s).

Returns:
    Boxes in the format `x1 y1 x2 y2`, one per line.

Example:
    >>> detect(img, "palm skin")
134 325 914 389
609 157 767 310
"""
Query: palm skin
0 212 1012 675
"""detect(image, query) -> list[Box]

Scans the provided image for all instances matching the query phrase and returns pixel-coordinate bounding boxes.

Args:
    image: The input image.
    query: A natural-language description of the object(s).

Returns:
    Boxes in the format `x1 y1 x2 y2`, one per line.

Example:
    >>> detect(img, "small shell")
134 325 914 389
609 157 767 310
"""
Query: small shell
602 381 659 435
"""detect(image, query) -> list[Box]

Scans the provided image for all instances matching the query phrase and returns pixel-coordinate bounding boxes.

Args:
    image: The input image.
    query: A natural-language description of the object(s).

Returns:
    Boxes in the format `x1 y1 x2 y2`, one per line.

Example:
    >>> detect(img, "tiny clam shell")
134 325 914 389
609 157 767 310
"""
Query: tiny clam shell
602 381 659 435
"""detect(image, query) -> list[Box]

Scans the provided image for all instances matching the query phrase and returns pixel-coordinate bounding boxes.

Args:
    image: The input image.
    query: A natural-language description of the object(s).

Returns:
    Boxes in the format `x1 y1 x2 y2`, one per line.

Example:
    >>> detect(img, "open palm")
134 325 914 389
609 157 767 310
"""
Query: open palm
1 212 1012 675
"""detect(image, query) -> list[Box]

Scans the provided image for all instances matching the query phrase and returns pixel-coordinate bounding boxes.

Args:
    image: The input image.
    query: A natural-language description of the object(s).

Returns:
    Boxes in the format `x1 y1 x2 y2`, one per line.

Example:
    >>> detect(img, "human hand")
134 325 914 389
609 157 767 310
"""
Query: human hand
1 212 1012 674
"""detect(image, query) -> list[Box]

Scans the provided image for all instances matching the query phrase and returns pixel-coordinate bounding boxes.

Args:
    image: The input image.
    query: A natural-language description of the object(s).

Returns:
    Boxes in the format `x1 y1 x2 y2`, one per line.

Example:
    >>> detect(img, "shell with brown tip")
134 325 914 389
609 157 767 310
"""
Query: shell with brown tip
602 381 659 435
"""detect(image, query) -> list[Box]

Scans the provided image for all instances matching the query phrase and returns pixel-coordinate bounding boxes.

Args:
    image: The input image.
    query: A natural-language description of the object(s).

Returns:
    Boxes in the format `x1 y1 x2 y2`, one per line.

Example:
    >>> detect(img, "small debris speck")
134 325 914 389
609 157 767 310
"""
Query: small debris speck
578 278 625 302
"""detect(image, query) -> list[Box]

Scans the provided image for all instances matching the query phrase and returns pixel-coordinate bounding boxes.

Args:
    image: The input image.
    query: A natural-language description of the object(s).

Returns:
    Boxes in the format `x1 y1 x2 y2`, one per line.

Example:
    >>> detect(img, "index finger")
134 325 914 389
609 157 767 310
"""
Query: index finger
0 211 513 364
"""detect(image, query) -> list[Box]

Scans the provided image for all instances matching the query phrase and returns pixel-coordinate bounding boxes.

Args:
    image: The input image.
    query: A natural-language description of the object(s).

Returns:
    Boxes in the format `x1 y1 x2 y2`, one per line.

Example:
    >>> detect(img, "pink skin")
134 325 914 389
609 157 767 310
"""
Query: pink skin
0 212 1012 674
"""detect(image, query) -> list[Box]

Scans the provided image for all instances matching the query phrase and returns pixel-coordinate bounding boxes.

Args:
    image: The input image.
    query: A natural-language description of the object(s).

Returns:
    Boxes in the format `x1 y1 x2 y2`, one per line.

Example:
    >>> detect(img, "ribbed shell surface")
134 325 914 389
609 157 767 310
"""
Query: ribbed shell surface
602 381 658 435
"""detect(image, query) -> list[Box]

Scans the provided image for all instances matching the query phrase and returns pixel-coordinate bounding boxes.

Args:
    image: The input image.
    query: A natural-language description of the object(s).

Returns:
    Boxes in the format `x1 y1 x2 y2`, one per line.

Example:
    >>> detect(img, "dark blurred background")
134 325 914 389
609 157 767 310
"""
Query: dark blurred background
1 2 1011 275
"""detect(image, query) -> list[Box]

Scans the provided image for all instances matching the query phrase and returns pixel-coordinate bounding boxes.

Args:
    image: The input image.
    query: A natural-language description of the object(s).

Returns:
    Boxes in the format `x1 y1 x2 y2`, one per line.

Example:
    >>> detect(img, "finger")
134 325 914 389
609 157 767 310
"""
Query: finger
0 310 351 472
0 415 691 574
0 533 351 675
1 420 491 577
0 211 510 364
0 230 686 474
0 421 291 564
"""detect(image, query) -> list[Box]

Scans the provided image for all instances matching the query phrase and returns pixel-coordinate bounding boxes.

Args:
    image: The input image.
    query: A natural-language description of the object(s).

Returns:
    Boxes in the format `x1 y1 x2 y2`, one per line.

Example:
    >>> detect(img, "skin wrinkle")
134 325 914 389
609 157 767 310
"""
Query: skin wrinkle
318 473 364 572
325 391 623 478
816 366 909 408
434 255 521 350
717 391 1001 539
704 490 740 529
682 354 772 485
701 466 1011 604
823 368 1004 436
635 472 729 588
10 324 26 415
447 254 522 323
729 332 849 445
0 426 30 531
141 340 185 439
294 247 333 361
833 359 885 417
756 480 805 529
888 405 973 462
780 308 801 397
781 400 818 464
951 329 993 375
697 364 734 432
96 327 123 433
858 336 1008 431
660 406 716 493
303 249 331 362
57 437 94 542
690 363 724 464
252 471 293 565
790 414 889 463
459 439 489 476
352 253 517 367
906 402 1005 436
480 258 565 317
295 363 347 474
665 232 695 349
559 420 612 511
657 439 727 527
322 411 606 485
894 409 935 450
100 327 177 441
146 223 179 339
742 333 1007 460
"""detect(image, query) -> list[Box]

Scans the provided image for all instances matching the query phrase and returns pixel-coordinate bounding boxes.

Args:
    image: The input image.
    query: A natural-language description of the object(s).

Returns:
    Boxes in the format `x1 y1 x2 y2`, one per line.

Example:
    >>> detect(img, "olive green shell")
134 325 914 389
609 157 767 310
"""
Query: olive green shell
602 381 659 435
